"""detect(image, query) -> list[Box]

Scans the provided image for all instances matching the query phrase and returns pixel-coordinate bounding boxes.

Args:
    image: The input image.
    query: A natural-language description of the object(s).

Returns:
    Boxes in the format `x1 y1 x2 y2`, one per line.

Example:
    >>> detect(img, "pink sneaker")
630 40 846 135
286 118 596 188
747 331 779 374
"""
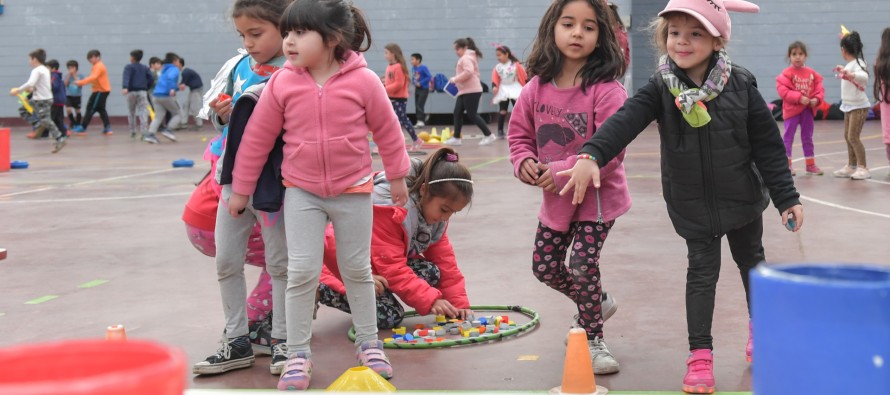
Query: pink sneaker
746 322 753 362
277 352 312 391
805 164 823 175
357 340 393 379
682 349 715 394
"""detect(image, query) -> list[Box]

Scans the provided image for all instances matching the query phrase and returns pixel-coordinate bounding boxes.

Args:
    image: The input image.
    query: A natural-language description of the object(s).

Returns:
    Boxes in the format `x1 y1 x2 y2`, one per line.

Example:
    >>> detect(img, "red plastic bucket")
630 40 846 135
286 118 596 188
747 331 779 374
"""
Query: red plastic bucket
0 339 186 395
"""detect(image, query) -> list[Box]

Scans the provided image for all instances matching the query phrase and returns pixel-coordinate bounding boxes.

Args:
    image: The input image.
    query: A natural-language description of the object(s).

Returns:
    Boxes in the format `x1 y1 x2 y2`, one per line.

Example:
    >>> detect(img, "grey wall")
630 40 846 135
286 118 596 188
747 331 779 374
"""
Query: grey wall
2 0 888 118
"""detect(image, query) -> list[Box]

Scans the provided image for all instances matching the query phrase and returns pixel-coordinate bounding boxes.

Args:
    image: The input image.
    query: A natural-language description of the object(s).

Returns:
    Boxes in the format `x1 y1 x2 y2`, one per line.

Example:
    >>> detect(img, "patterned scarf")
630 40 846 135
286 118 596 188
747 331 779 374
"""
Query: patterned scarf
658 49 731 128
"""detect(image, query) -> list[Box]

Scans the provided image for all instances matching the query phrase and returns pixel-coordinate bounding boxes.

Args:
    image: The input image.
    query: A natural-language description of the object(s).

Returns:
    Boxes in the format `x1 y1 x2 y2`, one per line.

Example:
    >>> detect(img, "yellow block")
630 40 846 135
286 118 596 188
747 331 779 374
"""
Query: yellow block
393 327 406 335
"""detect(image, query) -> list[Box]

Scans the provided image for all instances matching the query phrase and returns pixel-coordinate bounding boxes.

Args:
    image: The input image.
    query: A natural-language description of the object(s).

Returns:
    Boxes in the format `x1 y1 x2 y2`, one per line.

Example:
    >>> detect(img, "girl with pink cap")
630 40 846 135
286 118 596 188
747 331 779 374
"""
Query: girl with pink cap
557 0 804 392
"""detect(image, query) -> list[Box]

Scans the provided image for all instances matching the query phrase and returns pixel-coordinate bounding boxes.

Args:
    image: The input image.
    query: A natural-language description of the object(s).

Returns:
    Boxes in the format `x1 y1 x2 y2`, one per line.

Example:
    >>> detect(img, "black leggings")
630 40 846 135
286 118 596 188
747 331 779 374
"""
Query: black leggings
453 92 491 138
498 99 516 133
81 92 110 130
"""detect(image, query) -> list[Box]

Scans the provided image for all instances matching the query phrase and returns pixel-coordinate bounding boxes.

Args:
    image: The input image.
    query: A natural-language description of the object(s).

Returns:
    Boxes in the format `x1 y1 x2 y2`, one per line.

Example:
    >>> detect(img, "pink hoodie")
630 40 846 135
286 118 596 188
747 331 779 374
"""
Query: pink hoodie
232 51 410 198
453 50 482 95
508 77 631 232
776 65 824 120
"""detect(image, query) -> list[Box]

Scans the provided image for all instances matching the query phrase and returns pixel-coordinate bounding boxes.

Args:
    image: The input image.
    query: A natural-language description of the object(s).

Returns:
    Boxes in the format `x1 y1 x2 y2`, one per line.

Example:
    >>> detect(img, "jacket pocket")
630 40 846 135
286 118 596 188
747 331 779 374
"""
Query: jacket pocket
327 137 365 181
286 142 322 183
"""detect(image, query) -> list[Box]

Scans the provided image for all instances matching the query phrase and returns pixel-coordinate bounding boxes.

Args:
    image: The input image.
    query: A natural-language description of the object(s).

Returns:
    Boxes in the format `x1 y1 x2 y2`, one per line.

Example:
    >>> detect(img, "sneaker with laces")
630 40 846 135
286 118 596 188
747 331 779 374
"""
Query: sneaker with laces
850 167 871 180
142 135 160 144
248 314 273 356
277 352 312 390
193 336 255 375
833 165 855 178
746 321 753 363
479 135 496 145
683 349 715 394
270 342 288 375
443 137 462 146
588 337 620 374
357 340 393 379
805 164 823 175
414 121 425 128
52 136 67 154
160 130 177 142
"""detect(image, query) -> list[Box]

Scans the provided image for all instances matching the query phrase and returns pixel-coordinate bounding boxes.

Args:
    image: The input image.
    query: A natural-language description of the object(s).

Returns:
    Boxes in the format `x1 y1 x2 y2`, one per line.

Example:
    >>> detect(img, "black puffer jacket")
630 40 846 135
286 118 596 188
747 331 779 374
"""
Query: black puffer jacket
580 59 800 240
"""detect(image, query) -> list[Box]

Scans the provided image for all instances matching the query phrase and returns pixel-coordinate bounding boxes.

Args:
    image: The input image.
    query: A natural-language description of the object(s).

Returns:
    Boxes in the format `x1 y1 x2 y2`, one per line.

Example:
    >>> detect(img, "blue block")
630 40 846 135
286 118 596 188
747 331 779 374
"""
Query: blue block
172 158 194 168
403 334 414 341
10 160 29 169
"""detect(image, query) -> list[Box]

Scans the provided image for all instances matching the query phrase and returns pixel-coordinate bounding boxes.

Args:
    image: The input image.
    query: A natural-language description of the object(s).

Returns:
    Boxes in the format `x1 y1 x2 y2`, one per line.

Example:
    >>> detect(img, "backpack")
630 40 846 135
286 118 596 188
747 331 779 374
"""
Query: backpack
219 80 286 212
433 73 449 92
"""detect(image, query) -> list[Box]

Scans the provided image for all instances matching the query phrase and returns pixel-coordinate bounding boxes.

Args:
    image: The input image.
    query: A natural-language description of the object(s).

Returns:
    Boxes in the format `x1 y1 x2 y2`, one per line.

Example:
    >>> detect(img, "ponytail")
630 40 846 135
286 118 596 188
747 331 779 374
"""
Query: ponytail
841 31 868 74
348 5 372 53
454 37 483 59
409 147 473 203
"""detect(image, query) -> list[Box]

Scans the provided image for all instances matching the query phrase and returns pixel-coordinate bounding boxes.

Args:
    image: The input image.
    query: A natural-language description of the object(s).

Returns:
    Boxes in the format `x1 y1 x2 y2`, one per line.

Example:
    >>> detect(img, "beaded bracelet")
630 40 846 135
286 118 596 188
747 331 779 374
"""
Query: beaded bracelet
577 153 596 162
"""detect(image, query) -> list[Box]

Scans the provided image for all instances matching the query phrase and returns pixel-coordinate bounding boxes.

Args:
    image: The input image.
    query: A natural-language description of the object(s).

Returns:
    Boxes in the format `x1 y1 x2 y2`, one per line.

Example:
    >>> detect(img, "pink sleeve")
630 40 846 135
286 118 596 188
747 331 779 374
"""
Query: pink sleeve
775 73 801 103
231 73 286 196
363 70 410 180
453 57 473 83
507 81 538 178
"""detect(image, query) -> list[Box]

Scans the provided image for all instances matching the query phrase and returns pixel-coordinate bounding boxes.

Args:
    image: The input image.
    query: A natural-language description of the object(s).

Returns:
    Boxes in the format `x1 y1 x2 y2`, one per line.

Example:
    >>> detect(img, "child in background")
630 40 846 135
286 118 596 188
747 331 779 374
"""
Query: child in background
608 2 630 75
146 52 182 144
384 43 422 150
875 27 890 173
148 56 172 133
228 0 411 389
9 49 66 153
47 60 68 138
64 60 83 130
191 0 291 378
74 49 112 135
178 58 205 130
556 1 803 392
444 37 495 146
122 49 154 139
491 45 527 139
508 0 628 375
319 147 474 329
833 29 872 180
410 53 431 127
776 41 824 176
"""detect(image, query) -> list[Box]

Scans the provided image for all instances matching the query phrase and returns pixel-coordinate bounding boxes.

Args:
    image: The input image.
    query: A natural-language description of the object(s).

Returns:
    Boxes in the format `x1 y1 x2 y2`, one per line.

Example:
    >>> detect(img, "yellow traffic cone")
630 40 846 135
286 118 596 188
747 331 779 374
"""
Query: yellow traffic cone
441 128 452 142
431 127 439 138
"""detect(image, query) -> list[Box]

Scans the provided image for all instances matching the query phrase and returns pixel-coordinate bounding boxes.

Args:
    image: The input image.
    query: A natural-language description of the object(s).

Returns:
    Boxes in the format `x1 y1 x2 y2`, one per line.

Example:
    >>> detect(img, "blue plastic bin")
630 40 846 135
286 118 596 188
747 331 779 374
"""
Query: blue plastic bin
751 263 890 394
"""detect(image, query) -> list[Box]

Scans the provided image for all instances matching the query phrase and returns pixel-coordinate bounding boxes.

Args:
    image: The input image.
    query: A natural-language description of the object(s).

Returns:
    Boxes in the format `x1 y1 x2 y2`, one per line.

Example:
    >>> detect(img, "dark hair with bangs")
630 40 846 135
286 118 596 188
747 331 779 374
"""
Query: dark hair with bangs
840 30 867 74
232 0 290 26
280 0 372 61
410 147 473 204
526 0 626 92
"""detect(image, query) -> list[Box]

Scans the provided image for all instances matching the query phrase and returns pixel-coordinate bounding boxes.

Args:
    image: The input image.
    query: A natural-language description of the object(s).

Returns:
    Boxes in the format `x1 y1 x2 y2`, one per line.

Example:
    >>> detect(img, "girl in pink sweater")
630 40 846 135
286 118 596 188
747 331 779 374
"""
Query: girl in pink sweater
776 41 825 176
444 37 495 146
507 0 629 376
228 0 410 390
383 43 422 150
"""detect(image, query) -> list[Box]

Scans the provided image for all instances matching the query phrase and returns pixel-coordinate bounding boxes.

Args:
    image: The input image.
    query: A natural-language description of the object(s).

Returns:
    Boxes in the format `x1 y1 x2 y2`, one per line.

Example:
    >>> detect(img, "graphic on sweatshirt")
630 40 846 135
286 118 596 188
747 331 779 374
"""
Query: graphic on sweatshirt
535 107 593 164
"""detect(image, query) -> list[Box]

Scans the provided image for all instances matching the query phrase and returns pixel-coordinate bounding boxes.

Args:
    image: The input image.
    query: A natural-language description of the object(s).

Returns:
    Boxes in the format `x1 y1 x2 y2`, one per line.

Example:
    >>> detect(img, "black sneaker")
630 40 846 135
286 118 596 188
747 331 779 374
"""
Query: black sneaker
270 342 288 375
193 336 255 375
248 314 273 356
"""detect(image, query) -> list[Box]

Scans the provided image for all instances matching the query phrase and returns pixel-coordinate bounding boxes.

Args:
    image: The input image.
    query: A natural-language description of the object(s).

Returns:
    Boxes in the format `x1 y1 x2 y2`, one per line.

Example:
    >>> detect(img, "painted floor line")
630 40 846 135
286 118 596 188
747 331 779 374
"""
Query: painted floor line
799 195 890 219
0 167 206 198
0 191 193 204
78 279 109 288
24 295 59 305
469 156 509 170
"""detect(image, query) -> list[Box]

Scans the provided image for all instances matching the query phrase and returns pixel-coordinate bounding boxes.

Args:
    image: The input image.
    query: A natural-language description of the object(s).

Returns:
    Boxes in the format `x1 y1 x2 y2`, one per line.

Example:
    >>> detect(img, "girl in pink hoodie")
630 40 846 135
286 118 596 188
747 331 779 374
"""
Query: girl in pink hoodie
228 0 410 390
776 41 825 176
444 37 495 146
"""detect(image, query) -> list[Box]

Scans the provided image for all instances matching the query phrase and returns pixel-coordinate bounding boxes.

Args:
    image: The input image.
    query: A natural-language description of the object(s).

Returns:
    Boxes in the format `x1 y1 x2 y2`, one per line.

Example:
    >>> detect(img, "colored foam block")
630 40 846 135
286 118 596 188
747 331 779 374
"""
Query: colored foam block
10 160 29 169
393 327 406 335
172 158 194 168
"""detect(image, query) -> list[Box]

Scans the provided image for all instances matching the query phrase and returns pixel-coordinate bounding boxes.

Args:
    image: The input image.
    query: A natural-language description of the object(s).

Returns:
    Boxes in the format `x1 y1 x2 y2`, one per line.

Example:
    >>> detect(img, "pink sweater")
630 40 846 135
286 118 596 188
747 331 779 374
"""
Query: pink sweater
232 52 410 198
508 77 631 232
384 63 408 99
776 66 824 119
453 50 482 95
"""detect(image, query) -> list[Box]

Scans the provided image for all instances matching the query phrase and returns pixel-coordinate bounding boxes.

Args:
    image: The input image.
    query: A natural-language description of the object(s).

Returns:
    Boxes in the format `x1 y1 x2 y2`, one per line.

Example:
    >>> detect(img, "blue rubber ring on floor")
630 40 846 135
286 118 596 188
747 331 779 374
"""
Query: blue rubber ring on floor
172 159 194 168
10 160 29 169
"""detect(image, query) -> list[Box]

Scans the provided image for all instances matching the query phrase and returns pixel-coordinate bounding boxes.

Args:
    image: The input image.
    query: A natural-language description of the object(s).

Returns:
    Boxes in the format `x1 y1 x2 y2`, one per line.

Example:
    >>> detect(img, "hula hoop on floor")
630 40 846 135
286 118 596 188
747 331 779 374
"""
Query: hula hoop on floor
347 305 540 349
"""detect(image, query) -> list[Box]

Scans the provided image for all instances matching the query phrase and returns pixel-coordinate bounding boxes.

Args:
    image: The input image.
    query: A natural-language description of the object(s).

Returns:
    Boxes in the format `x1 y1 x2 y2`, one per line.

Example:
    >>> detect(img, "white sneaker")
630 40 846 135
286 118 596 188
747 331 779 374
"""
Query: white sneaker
414 121 425 128
850 167 871 180
160 130 177 142
588 337 620 374
566 293 618 344
479 135 496 145
833 165 855 178
443 137 462 146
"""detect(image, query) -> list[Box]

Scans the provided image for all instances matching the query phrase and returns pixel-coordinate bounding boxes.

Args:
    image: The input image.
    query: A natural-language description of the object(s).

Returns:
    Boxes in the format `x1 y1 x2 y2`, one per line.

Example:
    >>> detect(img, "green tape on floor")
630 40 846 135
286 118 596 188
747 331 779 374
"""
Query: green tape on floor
78 279 108 288
469 156 509 170
24 295 58 304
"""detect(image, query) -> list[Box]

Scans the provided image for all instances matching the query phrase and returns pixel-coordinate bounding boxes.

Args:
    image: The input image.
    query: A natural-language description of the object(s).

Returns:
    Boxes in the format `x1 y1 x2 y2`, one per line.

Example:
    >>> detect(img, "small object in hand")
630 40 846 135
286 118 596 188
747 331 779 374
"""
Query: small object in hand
218 93 232 102
785 217 796 231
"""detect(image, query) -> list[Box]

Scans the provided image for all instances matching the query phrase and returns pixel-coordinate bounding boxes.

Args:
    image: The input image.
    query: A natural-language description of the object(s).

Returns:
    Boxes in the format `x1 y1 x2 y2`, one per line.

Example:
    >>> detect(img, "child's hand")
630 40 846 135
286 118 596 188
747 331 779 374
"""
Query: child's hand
800 96 810 105
492 86 499 96
556 158 601 205
9 88 19 96
389 177 408 207
227 192 249 218
372 275 388 295
809 98 819 108
210 96 233 124
455 308 474 321
782 204 804 232
536 163 557 193
518 158 539 185
430 299 459 318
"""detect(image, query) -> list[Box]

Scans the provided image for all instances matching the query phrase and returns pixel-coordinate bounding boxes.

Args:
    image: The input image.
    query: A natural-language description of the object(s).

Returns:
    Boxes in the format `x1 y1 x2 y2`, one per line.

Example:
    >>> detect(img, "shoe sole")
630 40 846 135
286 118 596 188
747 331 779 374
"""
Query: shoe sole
52 142 66 154
192 355 255 375
270 361 285 375
593 363 620 375
682 384 715 394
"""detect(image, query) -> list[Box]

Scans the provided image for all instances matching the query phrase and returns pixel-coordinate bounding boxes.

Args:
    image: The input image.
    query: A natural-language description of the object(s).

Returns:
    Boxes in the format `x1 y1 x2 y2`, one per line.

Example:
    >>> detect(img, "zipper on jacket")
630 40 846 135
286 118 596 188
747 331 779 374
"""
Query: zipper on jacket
595 188 604 224
317 83 329 197
699 125 721 237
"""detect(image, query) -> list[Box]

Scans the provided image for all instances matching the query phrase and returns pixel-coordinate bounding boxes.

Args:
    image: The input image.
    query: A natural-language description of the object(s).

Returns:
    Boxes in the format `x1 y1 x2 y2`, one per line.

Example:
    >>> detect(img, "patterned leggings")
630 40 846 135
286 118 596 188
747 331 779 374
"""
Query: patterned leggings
391 99 419 142
532 221 613 339
318 258 440 329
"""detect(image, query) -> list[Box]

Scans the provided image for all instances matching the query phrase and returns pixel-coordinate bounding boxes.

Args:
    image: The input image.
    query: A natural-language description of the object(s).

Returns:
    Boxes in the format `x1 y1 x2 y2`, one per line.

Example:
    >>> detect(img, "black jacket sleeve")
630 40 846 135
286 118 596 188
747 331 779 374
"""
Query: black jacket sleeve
579 78 661 165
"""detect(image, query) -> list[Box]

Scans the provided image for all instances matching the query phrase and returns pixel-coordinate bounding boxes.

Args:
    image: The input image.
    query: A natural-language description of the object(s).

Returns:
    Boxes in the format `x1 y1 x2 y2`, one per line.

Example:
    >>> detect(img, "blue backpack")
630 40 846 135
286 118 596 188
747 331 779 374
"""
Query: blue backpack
433 73 449 93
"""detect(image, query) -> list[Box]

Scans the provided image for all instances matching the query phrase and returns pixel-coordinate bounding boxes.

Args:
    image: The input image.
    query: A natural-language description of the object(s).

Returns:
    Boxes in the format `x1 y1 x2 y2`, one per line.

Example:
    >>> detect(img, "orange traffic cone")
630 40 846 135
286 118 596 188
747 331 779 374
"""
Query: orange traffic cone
106 324 127 341
550 328 607 395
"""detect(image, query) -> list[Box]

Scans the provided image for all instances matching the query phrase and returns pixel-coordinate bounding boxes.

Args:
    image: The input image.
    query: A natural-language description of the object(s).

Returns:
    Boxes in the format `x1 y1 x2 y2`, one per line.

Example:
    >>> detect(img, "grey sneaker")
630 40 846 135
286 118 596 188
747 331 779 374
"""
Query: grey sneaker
567 293 617 344
160 130 177 142
270 342 288 375
142 134 160 144
193 336 255 375
588 337 620 374
52 136 67 154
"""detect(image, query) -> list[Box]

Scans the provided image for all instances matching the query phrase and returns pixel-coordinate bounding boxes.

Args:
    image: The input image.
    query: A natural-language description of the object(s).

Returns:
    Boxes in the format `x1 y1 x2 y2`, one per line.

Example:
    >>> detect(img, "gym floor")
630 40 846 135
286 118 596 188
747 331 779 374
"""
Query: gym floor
1 119 887 393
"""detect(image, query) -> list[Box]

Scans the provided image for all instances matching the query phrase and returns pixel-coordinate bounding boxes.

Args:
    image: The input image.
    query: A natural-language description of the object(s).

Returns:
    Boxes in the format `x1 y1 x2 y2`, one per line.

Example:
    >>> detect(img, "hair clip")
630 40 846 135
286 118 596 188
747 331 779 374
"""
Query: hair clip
839 24 851 39
444 153 459 162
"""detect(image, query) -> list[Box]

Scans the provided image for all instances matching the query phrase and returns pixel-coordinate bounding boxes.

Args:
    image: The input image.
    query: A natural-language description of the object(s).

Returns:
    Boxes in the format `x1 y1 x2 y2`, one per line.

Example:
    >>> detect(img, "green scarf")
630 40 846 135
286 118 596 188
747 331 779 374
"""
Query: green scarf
658 49 731 128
